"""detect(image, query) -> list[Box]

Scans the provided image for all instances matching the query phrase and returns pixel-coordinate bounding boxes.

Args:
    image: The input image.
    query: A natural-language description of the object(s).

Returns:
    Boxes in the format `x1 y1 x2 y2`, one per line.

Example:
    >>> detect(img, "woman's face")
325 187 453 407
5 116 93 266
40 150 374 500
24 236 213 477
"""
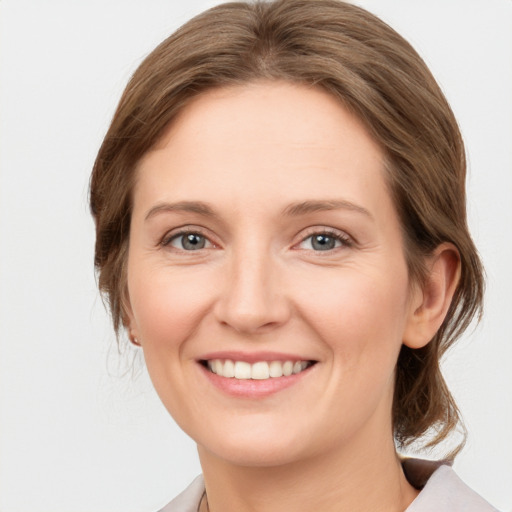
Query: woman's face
126 82 420 467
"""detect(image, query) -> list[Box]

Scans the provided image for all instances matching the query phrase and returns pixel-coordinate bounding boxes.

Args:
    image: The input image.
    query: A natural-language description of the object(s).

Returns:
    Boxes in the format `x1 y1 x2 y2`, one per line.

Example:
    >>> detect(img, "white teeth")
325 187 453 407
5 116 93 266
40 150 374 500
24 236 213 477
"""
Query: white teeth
269 360 283 378
234 361 252 379
223 359 235 378
207 359 312 380
213 359 223 375
292 361 303 374
283 361 293 376
251 362 270 380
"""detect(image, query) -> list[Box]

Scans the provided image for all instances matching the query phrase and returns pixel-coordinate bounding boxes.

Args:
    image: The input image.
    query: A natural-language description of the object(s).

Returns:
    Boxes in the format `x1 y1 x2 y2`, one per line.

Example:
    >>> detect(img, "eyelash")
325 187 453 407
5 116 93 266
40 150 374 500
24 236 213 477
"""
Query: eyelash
160 227 353 252
296 228 353 252
160 227 215 250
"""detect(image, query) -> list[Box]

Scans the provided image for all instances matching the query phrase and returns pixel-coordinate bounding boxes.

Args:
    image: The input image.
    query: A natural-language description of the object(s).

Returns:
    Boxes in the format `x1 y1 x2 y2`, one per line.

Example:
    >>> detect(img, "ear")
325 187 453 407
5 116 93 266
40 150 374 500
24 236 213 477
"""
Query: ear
121 286 141 345
403 243 461 349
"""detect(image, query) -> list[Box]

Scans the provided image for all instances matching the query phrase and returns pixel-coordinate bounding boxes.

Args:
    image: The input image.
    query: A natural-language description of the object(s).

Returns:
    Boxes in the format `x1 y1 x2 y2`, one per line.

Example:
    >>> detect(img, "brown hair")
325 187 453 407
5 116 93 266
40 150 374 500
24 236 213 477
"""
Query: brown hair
90 0 484 454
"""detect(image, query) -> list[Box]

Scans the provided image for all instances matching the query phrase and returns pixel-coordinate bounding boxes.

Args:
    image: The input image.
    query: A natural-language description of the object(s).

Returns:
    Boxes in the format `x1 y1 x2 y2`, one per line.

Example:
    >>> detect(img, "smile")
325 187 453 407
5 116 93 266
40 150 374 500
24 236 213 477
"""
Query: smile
204 359 315 380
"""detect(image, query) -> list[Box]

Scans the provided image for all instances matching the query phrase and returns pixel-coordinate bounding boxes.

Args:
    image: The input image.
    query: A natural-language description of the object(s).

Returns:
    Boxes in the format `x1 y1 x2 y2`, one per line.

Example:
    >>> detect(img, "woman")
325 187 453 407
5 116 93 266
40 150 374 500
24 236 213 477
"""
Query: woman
90 0 497 510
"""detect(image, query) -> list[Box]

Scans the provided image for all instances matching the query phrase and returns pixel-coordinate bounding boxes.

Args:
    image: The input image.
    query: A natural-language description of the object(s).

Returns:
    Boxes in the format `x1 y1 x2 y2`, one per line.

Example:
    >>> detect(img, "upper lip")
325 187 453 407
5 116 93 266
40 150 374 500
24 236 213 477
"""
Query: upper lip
198 351 316 364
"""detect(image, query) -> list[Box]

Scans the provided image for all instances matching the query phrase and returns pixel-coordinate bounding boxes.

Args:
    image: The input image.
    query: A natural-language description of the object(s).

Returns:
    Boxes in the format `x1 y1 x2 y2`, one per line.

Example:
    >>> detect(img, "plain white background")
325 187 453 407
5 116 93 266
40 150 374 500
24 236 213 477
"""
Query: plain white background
0 1 511 511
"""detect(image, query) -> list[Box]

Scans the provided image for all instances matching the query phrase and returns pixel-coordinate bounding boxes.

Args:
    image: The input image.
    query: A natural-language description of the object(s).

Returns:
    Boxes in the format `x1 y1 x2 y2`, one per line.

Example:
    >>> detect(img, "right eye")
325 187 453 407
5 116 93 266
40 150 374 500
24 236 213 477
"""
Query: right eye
165 232 212 251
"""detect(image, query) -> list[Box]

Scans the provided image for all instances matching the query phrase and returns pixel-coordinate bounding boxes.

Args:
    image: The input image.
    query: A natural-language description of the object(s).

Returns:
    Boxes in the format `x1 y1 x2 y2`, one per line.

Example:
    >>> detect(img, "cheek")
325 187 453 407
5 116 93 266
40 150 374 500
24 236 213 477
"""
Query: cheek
127 264 214 355
127 264 217 424
294 266 410 364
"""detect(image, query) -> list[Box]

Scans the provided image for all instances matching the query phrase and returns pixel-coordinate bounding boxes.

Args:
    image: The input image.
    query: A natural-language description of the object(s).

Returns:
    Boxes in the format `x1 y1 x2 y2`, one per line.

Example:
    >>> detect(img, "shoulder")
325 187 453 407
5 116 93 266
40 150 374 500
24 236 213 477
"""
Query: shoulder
157 475 205 512
404 459 499 512
156 463 499 512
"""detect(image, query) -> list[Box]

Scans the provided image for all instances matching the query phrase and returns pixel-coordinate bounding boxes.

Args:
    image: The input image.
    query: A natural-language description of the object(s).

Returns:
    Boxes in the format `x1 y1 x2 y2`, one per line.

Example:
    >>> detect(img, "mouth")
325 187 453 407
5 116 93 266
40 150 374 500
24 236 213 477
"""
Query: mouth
200 359 317 380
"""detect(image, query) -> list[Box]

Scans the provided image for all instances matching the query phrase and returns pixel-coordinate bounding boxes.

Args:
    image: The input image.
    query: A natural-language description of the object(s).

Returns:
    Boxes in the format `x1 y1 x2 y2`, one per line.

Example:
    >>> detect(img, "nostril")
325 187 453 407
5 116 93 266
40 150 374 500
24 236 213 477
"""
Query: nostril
213 266 291 333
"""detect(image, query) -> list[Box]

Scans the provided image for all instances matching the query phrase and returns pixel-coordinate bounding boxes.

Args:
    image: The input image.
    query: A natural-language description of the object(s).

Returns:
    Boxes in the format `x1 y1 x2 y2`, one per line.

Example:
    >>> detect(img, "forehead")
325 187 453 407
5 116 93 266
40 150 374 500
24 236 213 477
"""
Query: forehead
154 81 381 158
134 81 388 212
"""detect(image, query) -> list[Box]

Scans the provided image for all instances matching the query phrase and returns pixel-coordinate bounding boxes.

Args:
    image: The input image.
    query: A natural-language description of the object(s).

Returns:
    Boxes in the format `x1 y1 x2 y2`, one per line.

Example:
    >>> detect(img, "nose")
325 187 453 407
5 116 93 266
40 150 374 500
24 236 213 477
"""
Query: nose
213 245 291 334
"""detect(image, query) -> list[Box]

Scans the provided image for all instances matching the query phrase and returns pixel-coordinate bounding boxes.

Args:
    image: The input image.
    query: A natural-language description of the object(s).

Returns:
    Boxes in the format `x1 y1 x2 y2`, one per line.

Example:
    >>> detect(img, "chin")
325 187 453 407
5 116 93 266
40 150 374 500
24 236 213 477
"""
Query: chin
195 422 314 468
204 442 306 468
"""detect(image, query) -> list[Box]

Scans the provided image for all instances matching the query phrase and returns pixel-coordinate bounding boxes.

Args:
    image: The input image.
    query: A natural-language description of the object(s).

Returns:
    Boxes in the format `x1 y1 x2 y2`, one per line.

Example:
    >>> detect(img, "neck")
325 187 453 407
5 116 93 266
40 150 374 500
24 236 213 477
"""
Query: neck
198 432 418 512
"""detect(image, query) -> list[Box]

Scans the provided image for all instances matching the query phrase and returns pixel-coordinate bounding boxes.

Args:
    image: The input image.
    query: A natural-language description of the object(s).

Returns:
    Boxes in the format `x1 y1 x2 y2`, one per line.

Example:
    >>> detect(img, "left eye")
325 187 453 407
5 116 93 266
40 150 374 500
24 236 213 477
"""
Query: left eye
299 233 346 251
168 233 211 251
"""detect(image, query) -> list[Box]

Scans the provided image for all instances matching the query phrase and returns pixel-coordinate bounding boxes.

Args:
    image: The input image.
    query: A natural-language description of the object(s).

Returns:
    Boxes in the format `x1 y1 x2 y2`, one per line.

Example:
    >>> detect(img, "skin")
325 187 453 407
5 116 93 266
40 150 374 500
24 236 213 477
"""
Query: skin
126 82 460 512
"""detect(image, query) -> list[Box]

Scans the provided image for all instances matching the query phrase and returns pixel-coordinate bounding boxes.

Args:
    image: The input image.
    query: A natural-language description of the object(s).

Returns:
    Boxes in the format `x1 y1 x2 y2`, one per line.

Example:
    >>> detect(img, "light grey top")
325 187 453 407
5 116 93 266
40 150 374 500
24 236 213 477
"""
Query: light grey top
158 460 499 512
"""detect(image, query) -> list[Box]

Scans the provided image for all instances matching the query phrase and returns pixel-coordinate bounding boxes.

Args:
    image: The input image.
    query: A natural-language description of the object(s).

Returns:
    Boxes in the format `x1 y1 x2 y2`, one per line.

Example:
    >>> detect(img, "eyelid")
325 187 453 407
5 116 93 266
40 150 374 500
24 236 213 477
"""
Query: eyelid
160 225 219 249
293 226 354 250
158 224 353 251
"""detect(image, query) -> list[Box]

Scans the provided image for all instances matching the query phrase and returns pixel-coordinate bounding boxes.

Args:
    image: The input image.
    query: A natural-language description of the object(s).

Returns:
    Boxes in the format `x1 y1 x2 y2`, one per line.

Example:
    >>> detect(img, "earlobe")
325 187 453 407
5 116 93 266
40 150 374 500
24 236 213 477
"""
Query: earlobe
129 334 141 346
124 317 142 347
126 319 142 347
403 243 461 349
121 287 141 346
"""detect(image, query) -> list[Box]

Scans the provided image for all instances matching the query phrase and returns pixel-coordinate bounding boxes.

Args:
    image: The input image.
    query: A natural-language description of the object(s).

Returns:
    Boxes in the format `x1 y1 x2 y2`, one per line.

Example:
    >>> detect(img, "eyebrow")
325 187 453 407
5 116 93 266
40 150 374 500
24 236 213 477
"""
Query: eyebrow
145 201 218 221
145 199 373 221
281 199 373 219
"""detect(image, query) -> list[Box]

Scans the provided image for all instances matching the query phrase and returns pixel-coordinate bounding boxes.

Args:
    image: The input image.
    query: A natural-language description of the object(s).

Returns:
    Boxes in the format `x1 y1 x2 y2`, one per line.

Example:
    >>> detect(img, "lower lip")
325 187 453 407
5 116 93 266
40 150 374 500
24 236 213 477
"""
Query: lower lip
199 363 314 398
